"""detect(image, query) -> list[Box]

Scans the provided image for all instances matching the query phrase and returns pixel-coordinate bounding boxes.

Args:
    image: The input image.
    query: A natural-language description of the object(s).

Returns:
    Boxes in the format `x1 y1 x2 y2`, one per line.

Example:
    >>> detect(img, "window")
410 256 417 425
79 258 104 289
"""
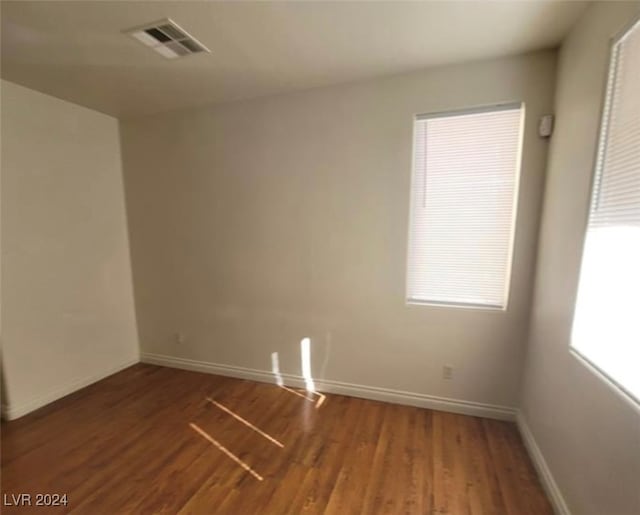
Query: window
406 104 524 309
571 18 640 403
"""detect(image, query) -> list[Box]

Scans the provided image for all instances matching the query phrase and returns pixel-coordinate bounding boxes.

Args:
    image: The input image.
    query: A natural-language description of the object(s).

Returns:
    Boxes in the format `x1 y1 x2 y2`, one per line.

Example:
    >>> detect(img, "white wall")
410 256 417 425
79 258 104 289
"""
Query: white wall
520 3 640 515
1 80 139 419
121 51 555 413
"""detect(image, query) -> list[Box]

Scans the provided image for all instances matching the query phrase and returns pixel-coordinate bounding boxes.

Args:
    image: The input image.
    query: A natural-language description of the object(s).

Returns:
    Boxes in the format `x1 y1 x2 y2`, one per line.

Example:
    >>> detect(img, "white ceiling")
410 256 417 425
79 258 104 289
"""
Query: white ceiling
1 1 589 118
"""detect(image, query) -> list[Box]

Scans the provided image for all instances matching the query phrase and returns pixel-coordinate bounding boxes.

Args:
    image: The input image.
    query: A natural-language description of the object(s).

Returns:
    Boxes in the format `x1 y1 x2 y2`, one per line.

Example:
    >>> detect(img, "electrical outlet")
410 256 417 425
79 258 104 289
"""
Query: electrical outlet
443 365 453 380
174 332 185 345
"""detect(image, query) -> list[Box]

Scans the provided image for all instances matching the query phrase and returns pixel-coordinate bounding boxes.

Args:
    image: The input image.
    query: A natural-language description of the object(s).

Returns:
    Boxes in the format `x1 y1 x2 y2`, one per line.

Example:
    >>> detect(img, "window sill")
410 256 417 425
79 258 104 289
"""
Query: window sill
406 299 506 311
569 347 640 412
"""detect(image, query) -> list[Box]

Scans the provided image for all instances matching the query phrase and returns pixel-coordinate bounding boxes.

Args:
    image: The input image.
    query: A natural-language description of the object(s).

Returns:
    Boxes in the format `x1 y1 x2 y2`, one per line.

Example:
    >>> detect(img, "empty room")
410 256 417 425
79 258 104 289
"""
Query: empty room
1 1 639 514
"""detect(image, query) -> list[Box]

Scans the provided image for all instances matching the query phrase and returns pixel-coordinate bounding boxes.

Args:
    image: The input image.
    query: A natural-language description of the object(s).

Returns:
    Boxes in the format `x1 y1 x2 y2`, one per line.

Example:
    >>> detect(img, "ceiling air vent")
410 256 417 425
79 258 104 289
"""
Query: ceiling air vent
125 19 210 59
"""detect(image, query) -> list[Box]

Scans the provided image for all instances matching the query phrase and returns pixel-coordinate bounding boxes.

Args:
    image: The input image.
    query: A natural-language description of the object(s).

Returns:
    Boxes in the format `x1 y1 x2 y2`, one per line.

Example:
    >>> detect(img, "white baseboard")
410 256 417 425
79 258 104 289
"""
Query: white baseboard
516 411 571 515
141 352 516 421
1 358 139 421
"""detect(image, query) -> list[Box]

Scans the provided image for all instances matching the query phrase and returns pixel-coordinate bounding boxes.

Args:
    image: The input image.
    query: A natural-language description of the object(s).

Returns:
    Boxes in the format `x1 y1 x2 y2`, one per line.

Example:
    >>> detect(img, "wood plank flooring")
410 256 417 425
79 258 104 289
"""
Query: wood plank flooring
1 364 552 514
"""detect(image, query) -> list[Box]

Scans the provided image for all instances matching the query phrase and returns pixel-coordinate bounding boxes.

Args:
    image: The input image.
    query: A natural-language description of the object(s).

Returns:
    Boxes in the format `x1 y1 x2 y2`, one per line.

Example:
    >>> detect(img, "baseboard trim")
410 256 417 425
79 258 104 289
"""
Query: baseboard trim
516 411 571 515
140 352 516 421
1 358 139 421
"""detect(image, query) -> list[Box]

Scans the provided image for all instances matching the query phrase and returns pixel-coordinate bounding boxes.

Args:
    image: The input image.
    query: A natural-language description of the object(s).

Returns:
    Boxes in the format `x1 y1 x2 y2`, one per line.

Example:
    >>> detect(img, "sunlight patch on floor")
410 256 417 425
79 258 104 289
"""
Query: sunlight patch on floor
206 397 284 448
189 422 264 481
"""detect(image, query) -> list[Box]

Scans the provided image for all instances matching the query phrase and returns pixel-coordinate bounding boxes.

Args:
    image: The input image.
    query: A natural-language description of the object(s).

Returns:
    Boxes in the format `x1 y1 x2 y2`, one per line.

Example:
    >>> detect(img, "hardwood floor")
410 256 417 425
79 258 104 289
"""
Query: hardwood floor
1 364 552 514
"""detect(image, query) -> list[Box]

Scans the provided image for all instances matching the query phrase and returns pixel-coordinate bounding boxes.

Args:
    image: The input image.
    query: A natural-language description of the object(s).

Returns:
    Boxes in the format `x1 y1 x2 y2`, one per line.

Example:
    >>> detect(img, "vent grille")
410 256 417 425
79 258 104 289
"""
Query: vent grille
126 19 210 59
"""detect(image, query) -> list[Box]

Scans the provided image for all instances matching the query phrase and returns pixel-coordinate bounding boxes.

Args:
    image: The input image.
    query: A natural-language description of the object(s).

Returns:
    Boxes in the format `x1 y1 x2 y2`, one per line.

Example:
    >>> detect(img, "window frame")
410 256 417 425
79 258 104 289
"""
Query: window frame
569 15 640 408
405 102 525 311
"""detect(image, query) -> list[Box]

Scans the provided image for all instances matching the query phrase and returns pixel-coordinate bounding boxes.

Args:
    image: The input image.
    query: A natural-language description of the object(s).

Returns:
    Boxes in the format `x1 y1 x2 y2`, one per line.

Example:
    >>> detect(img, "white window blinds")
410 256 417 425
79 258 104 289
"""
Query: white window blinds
406 104 524 309
571 18 640 403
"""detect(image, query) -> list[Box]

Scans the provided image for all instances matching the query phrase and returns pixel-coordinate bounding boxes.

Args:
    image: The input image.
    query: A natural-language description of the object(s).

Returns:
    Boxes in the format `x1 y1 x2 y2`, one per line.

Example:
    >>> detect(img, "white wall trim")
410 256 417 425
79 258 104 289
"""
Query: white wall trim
141 352 516 421
1 358 139 421
516 411 571 515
